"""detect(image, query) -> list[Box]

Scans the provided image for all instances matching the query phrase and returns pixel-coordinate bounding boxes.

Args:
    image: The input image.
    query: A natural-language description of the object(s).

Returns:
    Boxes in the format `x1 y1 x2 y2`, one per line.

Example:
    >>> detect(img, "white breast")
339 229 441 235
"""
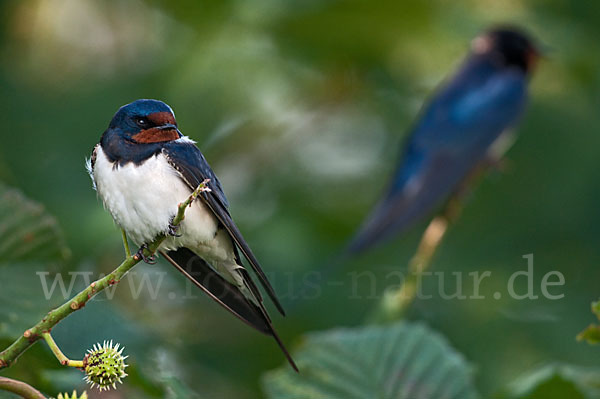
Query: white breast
91 145 219 248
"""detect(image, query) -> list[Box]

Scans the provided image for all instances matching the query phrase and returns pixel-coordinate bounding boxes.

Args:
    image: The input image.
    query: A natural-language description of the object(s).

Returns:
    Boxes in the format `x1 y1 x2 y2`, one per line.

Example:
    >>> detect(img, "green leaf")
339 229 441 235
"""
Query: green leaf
501 364 600 399
577 324 600 344
262 321 478 399
0 182 71 339
0 182 70 264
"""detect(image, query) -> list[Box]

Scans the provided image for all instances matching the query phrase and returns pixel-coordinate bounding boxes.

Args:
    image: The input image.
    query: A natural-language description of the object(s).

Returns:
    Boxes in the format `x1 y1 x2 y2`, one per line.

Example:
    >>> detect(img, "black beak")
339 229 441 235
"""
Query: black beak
159 123 178 131
159 124 182 137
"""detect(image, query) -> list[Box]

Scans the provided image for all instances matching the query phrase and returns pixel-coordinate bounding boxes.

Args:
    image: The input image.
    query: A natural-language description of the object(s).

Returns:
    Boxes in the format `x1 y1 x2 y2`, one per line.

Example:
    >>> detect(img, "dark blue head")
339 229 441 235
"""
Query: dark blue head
471 27 540 73
100 99 183 165
108 99 181 143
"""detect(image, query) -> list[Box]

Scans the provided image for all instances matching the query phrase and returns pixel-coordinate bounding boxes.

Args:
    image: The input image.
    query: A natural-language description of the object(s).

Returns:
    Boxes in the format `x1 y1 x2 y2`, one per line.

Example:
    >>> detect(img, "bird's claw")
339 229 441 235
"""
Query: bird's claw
136 244 157 264
168 219 182 237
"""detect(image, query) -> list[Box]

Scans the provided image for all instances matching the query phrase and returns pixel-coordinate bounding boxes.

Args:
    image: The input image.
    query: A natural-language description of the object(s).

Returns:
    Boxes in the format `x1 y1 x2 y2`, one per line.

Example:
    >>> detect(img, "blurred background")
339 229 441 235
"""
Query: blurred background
1 0 599 398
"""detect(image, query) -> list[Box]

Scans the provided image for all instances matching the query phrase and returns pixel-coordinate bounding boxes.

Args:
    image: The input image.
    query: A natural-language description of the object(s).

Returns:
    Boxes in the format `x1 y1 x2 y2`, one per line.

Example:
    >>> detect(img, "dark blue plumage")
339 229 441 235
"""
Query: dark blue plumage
108 99 174 131
101 100 181 165
162 141 229 208
347 28 539 253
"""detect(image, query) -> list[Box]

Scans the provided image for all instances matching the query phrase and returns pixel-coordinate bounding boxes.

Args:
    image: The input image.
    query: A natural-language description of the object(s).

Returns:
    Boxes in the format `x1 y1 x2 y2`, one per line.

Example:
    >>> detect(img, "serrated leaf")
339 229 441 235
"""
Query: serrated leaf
262 321 478 399
0 182 71 339
501 364 600 399
0 182 70 264
577 324 600 344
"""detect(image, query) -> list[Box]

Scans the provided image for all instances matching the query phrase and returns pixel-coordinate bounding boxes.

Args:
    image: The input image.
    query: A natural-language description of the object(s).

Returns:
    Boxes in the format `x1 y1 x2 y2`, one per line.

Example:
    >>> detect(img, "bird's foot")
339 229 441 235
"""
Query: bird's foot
168 218 182 237
136 244 157 264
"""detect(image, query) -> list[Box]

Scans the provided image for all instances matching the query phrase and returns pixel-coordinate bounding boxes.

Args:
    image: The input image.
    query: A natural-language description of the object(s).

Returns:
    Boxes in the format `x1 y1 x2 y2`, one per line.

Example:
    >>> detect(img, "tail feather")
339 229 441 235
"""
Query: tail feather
345 194 422 254
346 153 473 254
160 248 298 372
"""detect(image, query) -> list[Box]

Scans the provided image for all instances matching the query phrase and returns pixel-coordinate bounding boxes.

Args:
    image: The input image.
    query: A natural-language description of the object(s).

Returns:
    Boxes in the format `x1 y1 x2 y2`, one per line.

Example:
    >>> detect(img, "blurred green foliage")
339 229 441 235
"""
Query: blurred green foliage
1 0 600 398
577 299 600 345
263 322 478 399
498 364 600 399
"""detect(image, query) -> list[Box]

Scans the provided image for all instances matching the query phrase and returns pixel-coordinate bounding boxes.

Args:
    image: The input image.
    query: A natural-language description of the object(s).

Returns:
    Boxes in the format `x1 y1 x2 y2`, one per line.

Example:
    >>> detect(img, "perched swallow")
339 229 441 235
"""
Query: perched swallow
88 99 297 371
346 27 540 253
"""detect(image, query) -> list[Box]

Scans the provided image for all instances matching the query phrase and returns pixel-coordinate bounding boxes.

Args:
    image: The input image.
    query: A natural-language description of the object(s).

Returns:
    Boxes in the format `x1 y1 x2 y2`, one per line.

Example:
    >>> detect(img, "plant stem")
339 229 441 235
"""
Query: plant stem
0 180 210 370
369 190 464 322
42 332 84 368
0 377 45 399
121 229 131 258
367 158 498 323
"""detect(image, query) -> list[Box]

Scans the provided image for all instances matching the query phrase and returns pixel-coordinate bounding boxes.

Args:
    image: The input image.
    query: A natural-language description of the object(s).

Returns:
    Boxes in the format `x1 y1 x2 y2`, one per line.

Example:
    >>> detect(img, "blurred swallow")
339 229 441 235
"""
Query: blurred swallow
347 27 540 253
88 99 297 371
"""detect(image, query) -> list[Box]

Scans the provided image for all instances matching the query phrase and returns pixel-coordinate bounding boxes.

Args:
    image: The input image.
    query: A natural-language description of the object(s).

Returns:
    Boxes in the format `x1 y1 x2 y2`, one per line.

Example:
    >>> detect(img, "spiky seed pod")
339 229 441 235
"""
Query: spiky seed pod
56 391 88 399
82 340 128 391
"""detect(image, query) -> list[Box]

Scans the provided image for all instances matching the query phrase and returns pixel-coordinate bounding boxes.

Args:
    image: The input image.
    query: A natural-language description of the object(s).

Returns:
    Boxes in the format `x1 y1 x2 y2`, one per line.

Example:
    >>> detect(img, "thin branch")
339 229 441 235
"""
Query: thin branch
42 332 84 368
368 163 486 322
0 377 45 399
0 180 210 370
369 213 452 322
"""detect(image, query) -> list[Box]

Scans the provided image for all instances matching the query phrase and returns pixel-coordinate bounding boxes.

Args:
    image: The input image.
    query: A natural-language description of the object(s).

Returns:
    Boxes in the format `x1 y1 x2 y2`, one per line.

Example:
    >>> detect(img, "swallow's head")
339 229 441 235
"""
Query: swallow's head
471 27 540 73
109 99 181 144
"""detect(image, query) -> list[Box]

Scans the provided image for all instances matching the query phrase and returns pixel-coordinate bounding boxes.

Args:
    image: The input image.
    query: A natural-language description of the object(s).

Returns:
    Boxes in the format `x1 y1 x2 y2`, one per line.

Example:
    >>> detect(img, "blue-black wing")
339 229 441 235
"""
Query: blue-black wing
160 248 297 371
162 141 285 316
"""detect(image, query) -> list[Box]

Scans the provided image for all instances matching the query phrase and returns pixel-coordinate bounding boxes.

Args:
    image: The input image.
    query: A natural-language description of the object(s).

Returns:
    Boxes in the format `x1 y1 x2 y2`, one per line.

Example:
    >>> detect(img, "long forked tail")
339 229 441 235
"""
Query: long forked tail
160 248 298 372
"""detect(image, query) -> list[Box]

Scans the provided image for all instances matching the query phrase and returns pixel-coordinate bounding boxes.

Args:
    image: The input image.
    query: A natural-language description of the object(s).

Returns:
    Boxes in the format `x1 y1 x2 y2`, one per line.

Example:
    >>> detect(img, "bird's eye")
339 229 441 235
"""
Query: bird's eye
136 117 149 127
